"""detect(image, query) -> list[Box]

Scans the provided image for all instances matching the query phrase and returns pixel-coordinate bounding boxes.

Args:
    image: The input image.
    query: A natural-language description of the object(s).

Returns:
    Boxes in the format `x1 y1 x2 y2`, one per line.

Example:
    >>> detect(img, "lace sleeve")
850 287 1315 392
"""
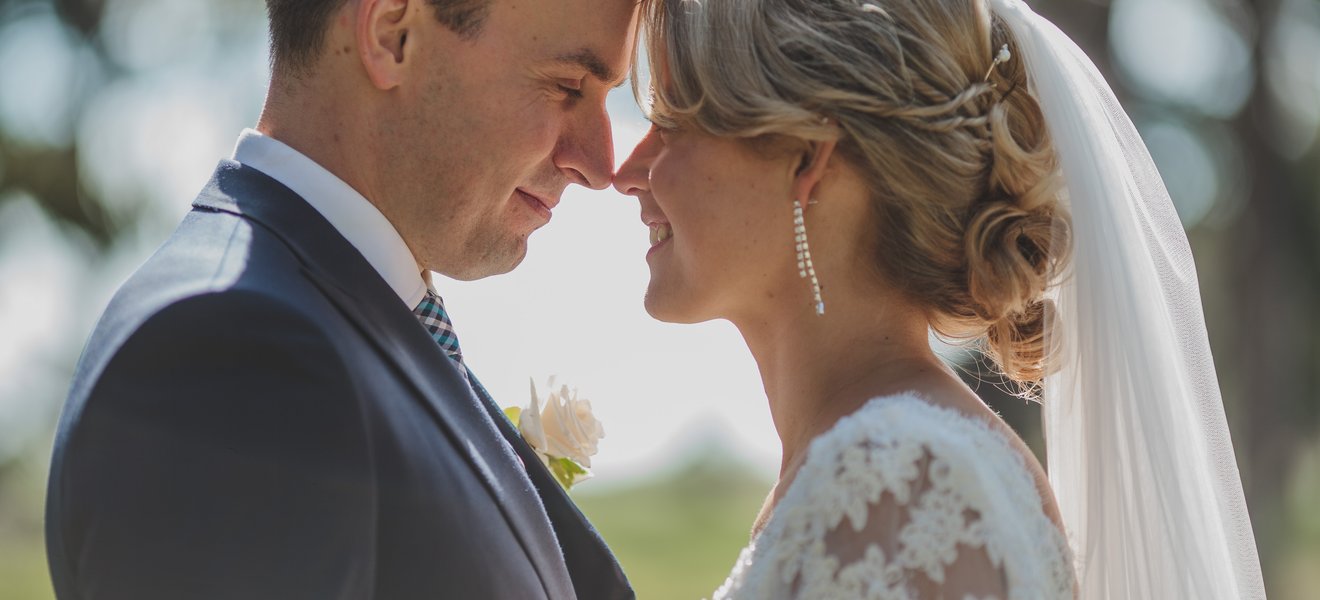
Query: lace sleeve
793 448 1009 600
713 397 1075 600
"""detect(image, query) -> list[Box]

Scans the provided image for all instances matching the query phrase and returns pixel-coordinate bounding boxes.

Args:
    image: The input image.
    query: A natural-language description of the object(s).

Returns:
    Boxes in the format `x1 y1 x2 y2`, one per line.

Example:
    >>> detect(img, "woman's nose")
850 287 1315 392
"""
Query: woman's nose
612 127 662 198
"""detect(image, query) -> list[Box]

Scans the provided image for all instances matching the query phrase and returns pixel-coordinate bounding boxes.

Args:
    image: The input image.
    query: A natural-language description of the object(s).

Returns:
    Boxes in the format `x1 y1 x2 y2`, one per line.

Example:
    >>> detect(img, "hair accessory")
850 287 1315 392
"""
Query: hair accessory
982 44 1012 82
793 200 825 316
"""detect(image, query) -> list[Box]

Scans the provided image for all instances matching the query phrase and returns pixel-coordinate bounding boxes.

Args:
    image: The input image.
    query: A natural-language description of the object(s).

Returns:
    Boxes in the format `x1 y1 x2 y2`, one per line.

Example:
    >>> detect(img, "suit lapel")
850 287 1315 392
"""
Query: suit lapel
466 374 635 600
192 161 576 599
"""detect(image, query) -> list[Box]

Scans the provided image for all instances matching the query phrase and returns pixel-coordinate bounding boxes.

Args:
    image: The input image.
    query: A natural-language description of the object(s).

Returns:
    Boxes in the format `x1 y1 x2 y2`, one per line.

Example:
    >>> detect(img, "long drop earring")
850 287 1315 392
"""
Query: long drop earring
794 200 825 316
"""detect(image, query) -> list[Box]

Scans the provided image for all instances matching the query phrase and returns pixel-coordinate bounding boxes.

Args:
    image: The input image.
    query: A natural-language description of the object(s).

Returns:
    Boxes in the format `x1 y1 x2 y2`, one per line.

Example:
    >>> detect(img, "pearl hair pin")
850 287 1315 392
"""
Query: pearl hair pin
983 44 1012 82
794 200 825 316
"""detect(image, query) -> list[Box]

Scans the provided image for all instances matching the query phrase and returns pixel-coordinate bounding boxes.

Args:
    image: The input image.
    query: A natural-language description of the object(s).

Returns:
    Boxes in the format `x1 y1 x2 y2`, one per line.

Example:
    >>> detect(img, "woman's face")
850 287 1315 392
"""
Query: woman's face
613 124 802 323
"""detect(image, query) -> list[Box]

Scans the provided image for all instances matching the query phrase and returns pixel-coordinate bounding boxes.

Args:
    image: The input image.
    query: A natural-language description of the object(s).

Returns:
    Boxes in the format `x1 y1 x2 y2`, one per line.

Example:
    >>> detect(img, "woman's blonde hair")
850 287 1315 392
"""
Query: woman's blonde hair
636 0 1073 384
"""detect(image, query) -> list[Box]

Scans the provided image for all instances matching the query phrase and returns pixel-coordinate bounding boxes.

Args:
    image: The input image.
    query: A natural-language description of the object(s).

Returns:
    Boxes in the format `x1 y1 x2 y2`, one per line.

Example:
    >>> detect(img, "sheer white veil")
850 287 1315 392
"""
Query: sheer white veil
986 1 1266 597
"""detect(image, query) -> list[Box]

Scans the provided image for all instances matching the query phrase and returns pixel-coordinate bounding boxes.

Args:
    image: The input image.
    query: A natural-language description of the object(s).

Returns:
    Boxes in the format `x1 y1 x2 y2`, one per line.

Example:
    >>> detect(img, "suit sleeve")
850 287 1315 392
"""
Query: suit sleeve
58 290 375 600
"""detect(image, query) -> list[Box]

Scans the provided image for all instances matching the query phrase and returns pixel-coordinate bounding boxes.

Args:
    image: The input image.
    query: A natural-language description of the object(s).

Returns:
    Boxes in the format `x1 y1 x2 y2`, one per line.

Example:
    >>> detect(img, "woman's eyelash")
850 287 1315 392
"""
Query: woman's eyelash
648 119 676 133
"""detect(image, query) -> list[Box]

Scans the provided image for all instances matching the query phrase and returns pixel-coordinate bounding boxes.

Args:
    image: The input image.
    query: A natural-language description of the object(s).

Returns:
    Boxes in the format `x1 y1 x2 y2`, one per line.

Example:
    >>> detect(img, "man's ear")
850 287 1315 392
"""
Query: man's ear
357 0 411 90
791 139 838 210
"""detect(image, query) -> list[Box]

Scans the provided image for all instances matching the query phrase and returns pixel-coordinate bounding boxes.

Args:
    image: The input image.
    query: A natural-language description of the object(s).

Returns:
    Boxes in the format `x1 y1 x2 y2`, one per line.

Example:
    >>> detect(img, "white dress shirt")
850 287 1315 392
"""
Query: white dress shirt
230 128 428 310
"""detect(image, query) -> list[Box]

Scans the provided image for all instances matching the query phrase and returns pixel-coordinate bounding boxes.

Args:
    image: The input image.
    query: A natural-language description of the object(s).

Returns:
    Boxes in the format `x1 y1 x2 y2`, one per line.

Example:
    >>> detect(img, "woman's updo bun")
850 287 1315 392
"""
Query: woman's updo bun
961 70 1072 383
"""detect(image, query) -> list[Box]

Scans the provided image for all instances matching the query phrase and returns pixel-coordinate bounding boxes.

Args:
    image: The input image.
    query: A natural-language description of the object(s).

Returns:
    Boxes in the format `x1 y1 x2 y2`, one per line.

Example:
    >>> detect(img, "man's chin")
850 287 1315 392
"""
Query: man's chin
445 239 529 281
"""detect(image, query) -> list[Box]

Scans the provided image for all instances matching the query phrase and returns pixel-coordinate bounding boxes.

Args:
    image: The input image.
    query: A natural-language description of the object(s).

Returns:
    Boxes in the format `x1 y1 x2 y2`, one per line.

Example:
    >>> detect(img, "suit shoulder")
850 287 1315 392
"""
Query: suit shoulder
122 206 313 308
68 285 348 419
84 208 329 364
137 287 332 341
116 288 350 385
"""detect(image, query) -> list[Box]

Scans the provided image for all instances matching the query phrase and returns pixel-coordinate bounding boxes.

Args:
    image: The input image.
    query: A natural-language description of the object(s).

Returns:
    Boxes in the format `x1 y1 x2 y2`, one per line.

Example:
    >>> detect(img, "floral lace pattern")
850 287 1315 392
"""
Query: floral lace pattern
714 394 1075 600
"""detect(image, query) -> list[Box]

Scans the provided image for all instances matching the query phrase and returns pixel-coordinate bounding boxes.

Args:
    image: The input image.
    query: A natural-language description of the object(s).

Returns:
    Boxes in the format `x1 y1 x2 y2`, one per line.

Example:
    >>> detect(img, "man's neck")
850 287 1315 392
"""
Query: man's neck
257 76 382 211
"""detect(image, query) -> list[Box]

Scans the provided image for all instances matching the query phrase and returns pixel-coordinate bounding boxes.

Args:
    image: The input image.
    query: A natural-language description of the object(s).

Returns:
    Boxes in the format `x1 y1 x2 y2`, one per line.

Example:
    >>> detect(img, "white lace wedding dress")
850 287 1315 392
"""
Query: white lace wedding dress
713 393 1076 600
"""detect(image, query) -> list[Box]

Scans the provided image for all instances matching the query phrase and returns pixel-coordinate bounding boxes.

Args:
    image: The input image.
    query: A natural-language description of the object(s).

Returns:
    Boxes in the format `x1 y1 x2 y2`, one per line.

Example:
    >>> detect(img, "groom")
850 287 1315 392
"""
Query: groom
45 0 638 598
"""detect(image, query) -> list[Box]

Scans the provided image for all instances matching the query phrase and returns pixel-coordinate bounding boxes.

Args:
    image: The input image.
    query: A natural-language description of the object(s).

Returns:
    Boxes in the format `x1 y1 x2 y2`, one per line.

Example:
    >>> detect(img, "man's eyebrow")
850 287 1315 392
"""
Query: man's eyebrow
554 49 628 88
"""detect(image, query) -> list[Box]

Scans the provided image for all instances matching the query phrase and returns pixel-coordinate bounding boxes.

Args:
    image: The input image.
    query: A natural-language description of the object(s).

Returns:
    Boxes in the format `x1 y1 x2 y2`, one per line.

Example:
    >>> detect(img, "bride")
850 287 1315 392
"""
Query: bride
613 0 1266 598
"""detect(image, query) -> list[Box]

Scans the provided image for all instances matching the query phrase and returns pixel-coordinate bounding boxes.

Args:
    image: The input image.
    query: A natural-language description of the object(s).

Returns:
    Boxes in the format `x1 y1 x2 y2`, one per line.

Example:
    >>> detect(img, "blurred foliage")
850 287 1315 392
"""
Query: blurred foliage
1 0 1319 598
577 449 771 599
0 0 119 247
0 451 54 600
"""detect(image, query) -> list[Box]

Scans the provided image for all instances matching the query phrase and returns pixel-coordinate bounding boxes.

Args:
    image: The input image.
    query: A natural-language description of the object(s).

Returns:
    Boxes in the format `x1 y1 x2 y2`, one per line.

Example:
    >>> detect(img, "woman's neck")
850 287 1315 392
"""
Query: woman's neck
731 284 950 478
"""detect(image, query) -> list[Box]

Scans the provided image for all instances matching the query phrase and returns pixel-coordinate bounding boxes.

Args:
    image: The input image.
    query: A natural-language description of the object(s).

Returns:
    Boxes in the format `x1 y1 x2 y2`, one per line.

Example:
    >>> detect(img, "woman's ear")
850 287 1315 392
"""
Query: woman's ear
356 0 412 90
791 139 838 210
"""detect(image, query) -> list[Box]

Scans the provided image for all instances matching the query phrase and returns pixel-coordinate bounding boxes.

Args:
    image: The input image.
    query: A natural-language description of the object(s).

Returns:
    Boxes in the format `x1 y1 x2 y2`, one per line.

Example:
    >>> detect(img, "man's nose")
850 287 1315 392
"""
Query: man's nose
556 106 616 191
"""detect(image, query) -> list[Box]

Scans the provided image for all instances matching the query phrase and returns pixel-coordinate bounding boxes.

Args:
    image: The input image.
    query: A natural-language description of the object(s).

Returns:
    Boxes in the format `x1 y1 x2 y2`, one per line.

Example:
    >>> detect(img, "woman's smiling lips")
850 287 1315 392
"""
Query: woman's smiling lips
647 221 673 257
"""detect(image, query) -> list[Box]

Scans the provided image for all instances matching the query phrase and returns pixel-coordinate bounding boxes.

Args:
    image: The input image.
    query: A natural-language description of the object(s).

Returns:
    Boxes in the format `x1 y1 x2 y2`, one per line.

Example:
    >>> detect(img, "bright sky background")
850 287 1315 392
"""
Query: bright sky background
439 96 785 485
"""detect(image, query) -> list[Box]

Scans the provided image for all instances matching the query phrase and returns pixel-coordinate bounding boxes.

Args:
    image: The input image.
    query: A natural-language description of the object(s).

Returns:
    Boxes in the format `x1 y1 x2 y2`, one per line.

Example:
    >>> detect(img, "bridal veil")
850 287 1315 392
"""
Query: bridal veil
989 0 1267 597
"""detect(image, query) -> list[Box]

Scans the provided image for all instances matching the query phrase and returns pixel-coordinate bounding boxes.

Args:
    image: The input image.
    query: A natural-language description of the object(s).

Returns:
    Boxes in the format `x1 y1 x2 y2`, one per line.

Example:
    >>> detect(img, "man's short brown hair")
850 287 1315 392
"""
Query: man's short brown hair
266 0 492 75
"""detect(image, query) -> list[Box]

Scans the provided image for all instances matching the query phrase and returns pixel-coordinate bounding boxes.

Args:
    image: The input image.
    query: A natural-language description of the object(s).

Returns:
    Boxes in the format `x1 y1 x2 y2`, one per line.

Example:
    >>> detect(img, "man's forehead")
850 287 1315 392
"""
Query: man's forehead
515 0 639 88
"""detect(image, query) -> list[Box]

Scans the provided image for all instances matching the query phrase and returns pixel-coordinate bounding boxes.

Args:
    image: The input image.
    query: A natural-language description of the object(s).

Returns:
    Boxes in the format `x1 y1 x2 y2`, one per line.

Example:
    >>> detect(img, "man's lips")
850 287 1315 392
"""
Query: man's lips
516 188 555 220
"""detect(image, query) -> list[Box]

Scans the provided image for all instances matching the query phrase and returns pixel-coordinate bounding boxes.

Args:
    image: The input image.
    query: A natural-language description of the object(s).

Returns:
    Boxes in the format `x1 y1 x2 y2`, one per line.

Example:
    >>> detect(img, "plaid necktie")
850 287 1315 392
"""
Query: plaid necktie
412 290 521 446
413 290 469 382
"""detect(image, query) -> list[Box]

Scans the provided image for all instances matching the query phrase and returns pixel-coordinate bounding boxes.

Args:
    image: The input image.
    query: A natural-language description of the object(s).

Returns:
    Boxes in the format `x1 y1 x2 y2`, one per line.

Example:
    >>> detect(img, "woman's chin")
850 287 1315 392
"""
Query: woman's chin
642 293 680 323
643 286 708 324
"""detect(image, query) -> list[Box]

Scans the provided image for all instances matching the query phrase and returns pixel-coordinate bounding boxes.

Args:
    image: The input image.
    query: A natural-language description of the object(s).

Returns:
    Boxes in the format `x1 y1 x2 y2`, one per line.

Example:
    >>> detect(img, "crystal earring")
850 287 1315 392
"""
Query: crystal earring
794 200 825 316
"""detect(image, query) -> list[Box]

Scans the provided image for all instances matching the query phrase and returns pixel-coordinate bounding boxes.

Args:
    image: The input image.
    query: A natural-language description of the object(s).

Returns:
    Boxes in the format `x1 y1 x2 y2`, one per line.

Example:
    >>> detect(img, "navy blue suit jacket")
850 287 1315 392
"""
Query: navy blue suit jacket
45 161 633 600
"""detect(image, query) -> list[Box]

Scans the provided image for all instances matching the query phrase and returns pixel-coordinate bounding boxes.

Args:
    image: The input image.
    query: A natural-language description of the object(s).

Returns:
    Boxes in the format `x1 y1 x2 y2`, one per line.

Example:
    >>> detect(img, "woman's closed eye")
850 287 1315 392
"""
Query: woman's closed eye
647 119 679 139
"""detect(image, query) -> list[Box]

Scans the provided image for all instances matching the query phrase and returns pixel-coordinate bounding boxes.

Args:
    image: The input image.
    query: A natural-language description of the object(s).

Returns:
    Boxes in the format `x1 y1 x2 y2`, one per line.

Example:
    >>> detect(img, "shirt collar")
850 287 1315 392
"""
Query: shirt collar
230 128 428 309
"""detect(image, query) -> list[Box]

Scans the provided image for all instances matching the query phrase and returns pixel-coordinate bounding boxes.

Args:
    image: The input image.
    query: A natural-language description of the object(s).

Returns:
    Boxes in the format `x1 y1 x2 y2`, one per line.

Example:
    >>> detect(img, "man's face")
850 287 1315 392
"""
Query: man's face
377 0 639 280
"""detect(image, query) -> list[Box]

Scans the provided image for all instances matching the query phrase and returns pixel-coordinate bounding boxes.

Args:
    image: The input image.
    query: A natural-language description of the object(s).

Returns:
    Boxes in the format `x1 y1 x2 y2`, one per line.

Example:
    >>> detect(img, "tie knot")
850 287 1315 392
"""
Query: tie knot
414 290 463 361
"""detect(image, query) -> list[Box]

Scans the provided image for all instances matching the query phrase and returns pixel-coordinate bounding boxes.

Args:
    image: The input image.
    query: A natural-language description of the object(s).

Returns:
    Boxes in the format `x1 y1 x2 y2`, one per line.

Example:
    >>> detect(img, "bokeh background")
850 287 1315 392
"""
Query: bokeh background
1 0 1317 597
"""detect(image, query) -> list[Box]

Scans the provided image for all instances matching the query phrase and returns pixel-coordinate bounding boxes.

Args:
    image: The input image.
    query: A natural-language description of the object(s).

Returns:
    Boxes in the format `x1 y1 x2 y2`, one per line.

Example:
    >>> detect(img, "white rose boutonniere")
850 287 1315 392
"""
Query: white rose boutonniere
503 378 605 490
